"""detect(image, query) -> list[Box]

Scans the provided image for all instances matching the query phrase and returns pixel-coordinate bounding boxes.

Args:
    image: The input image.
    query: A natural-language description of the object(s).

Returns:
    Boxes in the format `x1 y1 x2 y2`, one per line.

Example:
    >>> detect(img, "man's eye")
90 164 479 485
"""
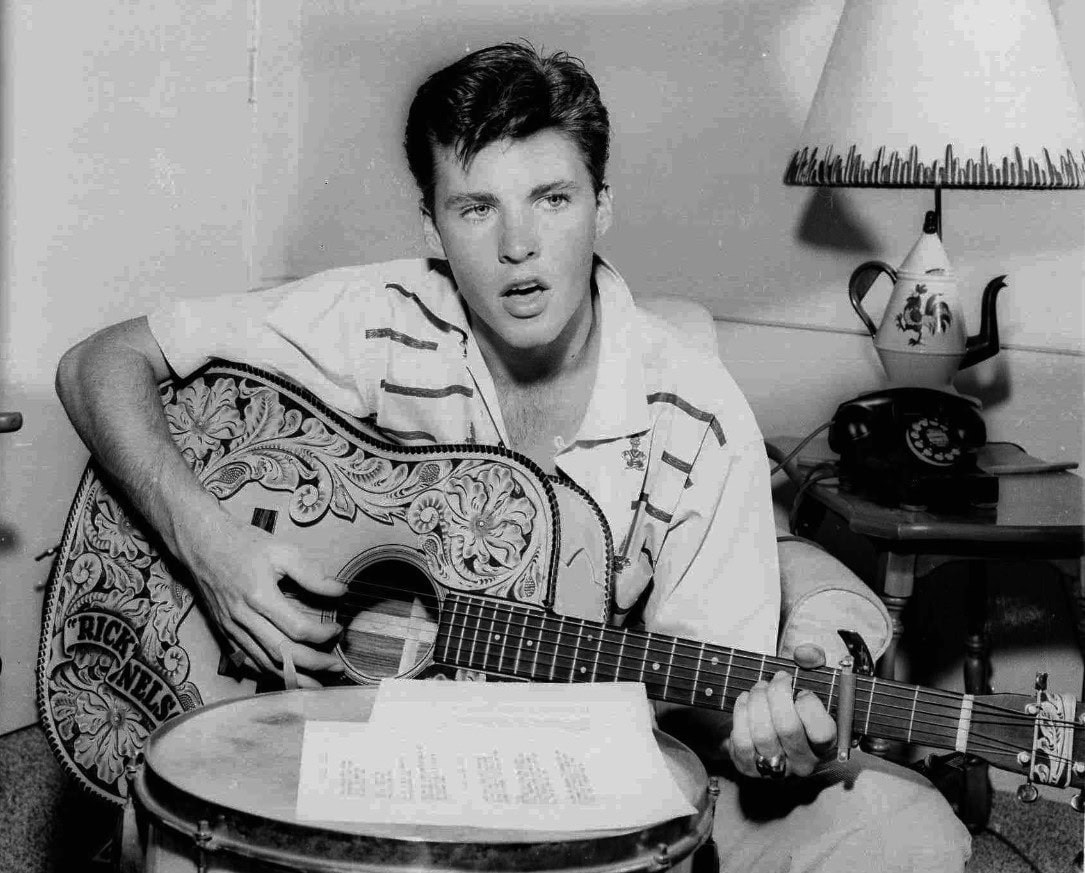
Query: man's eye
542 193 570 209
461 204 492 220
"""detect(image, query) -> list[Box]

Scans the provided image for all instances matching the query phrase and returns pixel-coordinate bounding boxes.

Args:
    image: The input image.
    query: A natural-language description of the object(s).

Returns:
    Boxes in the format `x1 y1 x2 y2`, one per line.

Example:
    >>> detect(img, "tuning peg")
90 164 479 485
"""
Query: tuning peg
1034 671 1048 692
1016 782 1039 803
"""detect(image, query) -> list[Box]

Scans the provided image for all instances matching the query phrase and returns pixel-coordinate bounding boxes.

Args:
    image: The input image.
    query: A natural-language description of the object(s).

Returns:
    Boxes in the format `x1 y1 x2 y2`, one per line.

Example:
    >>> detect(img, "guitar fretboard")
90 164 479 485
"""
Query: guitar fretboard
436 592 972 754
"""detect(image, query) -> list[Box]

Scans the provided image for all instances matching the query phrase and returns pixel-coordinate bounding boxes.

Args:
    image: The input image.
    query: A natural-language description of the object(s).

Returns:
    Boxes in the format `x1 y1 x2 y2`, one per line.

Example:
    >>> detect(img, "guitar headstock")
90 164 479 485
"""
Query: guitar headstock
975 686 1084 796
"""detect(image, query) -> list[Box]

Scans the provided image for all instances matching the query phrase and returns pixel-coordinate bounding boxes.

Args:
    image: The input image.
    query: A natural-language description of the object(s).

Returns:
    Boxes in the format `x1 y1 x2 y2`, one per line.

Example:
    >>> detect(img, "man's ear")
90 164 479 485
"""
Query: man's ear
594 185 613 238
420 201 447 258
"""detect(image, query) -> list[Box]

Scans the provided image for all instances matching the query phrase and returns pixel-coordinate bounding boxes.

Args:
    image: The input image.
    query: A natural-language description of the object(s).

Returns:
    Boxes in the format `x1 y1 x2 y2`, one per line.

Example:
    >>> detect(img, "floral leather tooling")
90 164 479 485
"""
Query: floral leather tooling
37 361 612 804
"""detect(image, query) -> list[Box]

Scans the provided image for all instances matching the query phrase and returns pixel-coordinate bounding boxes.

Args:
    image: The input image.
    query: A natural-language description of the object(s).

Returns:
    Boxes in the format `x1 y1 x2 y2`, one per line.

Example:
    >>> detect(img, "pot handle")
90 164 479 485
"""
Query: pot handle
848 261 896 337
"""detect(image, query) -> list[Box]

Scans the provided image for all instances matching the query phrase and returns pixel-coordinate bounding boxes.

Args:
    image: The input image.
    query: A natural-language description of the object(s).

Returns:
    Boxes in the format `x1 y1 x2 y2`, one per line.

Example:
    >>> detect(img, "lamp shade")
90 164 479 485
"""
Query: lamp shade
785 0 1085 188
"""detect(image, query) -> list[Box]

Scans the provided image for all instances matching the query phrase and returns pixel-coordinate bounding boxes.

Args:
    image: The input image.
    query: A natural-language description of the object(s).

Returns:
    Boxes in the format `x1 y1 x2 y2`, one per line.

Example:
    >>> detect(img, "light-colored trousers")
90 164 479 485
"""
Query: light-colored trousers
709 751 972 872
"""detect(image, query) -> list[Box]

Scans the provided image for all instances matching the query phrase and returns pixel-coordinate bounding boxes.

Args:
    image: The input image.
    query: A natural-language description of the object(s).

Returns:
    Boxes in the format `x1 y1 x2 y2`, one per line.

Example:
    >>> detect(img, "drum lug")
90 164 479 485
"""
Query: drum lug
116 760 143 873
651 842 672 871
194 818 216 873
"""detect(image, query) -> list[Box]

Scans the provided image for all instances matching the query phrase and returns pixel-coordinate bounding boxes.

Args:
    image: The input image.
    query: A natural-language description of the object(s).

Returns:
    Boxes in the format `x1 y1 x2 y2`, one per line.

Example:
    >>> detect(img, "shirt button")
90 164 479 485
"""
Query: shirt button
554 436 566 449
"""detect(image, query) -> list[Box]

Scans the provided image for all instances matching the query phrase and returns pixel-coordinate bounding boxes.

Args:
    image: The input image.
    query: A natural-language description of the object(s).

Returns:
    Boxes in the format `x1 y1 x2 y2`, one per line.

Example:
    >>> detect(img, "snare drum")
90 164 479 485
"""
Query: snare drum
126 687 714 873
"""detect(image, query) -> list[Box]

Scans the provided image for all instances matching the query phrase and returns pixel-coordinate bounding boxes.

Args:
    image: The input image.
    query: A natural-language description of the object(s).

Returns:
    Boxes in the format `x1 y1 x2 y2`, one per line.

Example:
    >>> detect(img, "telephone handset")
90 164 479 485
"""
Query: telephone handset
828 388 998 510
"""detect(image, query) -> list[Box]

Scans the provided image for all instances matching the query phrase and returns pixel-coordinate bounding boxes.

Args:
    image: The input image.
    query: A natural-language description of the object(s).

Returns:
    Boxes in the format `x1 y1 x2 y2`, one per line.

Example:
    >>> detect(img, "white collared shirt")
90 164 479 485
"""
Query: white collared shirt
148 256 779 655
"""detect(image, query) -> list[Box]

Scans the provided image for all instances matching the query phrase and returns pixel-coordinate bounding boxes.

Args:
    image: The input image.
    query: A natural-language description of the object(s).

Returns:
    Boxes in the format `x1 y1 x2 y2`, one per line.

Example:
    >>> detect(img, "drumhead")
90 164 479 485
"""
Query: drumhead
132 686 712 872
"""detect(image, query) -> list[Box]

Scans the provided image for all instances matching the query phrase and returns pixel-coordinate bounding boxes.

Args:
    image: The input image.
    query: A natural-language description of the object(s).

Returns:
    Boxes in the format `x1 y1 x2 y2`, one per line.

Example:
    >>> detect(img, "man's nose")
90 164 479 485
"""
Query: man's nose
498 213 539 264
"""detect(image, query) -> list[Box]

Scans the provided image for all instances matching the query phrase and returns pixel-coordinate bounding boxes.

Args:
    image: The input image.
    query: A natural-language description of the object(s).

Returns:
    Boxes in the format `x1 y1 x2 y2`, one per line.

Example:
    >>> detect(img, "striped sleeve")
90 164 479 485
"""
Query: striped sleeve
147 268 392 417
640 433 780 656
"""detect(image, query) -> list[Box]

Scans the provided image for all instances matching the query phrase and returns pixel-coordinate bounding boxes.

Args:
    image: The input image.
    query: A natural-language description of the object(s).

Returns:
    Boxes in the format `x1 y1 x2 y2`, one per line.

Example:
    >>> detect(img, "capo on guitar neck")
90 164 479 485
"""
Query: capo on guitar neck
835 656 856 762
833 630 873 763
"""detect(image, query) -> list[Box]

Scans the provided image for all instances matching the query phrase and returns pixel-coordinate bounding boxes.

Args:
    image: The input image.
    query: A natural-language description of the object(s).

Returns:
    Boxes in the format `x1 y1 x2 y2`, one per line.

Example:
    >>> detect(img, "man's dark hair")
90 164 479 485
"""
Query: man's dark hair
405 42 610 213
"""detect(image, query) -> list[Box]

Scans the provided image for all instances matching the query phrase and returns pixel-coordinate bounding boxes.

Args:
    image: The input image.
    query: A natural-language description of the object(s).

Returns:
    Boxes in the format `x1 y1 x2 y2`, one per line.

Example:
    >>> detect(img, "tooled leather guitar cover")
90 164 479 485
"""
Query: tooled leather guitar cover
37 361 613 805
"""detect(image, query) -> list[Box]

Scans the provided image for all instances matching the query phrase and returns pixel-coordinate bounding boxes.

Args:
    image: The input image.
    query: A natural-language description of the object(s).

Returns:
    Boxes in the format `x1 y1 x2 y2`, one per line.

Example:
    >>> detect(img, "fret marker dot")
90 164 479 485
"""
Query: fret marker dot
493 634 501 641
652 662 660 671
711 657 719 666
526 641 533 647
580 666 586 674
704 688 713 697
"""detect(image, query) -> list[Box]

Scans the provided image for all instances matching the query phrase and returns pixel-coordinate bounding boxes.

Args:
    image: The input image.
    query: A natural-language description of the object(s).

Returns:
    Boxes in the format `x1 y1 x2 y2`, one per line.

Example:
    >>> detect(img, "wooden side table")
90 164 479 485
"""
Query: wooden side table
767 438 1085 740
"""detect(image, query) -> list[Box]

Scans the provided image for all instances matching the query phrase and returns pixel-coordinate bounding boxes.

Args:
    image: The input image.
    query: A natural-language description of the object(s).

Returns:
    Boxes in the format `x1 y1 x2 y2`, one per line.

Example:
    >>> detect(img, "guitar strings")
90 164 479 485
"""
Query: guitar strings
437 625 1071 769
319 581 1083 765
334 576 1080 737
325 573 1033 726
430 646 1044 768
442 593 1068 721
328 583 1081 734
434 607 1006 720
463 597 1084 729
437 598 1081 765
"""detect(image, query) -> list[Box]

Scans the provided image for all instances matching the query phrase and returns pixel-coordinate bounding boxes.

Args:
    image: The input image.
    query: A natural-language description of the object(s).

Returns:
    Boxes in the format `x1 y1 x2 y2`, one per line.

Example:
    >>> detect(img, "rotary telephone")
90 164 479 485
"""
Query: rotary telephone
827 387 998 510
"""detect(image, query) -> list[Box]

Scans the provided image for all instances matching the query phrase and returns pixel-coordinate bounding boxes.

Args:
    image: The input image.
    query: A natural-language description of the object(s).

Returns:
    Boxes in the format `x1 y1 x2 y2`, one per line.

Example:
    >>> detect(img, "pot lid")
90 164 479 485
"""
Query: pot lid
898 210 953 276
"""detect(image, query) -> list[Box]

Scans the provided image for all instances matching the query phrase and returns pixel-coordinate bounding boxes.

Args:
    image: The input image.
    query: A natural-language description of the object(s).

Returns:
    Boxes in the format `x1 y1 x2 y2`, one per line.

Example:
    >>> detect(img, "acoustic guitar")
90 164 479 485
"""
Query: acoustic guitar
37 362 1083 808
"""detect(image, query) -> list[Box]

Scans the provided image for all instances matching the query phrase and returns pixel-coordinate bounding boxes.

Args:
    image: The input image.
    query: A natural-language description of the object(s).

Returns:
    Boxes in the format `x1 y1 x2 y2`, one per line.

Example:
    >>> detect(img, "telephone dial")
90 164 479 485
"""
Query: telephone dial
828 388 998 511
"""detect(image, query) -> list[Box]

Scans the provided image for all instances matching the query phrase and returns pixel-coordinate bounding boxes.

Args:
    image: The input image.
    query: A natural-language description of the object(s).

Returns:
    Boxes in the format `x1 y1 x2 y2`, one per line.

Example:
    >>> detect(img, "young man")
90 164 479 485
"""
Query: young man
56 42 969 871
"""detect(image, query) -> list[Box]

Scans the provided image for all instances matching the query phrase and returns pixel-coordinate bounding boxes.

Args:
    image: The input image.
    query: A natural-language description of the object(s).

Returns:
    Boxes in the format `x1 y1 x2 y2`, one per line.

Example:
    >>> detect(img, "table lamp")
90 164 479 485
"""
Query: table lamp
783 0 1085 512
784 0 1085 393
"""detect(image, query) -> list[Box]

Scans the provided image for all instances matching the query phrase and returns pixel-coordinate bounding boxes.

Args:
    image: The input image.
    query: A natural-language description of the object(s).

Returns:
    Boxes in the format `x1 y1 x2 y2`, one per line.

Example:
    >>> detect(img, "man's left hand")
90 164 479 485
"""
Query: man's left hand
726 643 837 780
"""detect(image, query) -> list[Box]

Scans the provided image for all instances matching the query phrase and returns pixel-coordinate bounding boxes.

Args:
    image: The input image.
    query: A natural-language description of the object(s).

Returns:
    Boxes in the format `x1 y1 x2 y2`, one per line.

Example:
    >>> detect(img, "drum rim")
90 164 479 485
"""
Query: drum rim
132 689 715 872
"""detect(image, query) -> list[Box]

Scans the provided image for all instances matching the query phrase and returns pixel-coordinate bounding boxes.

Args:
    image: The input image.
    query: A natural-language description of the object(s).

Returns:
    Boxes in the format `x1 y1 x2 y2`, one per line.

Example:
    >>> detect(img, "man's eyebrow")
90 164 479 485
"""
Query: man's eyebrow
443 191 499 209
529 180 578 198
442 180 580 210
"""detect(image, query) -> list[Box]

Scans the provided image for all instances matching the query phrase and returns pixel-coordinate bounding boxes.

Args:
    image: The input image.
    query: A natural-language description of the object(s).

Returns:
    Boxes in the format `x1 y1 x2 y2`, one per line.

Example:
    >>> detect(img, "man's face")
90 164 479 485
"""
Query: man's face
422 128 612 360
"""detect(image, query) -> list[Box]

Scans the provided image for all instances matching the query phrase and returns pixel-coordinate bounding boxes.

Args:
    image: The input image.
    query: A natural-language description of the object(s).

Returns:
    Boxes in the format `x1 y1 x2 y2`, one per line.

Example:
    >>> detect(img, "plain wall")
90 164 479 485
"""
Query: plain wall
0 0 254 732
1 0 1082 735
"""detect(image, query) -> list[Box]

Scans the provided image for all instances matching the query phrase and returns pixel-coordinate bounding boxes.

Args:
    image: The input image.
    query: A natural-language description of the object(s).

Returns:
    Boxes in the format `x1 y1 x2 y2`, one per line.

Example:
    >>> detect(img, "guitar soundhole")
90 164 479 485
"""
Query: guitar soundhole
335 555 440 683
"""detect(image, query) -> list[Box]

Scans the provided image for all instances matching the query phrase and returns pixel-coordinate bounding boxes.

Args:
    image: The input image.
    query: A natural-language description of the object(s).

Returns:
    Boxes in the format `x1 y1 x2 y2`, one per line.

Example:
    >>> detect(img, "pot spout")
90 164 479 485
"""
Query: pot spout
959 275 1008 370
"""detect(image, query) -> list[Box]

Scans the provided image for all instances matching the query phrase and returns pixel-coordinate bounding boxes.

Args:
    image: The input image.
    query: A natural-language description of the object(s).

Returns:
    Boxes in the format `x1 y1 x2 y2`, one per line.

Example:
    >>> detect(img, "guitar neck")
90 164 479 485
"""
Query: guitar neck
436 592 971 754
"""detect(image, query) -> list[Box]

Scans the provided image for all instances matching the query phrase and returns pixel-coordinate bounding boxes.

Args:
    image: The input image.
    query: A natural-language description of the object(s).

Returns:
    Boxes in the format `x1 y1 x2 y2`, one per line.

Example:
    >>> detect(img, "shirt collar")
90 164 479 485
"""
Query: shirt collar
574 255 650 442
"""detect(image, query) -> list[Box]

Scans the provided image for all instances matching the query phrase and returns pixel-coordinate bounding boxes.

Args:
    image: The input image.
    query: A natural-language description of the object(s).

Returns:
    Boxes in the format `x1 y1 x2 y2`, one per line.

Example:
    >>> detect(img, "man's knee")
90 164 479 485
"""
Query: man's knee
712 753 972 872
814 753 972 871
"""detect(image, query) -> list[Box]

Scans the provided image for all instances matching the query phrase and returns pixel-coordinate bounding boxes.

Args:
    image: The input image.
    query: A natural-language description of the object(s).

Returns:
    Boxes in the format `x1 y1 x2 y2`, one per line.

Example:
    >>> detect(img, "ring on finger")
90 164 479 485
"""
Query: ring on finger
754 752 788 779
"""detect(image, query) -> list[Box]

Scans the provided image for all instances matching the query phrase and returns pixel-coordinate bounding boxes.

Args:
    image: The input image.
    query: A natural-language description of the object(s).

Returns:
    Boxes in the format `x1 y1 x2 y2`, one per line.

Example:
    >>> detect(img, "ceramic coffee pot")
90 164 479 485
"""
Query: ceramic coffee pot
848 211 1007 391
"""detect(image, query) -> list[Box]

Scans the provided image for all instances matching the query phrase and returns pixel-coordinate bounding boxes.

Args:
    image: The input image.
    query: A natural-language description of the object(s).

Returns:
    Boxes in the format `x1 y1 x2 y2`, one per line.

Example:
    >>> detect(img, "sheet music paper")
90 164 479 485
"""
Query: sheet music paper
295 680 697 830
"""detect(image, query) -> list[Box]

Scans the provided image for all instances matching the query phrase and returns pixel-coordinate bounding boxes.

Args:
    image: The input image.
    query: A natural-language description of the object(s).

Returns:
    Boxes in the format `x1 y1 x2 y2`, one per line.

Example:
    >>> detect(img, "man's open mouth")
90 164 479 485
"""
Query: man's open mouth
502 279 548 296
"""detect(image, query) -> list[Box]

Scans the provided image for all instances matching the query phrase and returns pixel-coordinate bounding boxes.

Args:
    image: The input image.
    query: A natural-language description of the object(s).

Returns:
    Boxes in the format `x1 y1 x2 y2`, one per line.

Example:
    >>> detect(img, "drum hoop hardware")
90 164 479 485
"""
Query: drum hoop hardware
130 689 717 873
132 761 716 873
194 818 214 873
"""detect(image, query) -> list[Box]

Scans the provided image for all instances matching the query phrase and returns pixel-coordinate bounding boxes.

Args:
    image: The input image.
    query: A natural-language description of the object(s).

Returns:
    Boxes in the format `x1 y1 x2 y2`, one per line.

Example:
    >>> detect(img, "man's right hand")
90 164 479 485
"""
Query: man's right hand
174 502 349 686
56 316 349 688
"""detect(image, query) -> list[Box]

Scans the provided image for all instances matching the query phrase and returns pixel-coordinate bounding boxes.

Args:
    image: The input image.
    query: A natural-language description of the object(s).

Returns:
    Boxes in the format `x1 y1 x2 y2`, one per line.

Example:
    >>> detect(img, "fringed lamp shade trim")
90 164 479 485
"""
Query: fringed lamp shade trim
785 144 1085 189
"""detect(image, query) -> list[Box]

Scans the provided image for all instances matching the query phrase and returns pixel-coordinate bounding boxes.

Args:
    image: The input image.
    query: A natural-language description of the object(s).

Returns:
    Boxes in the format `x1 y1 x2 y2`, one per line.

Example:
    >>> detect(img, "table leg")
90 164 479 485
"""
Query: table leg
963 562 990 694
867 550 917 758
954 562 993 832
